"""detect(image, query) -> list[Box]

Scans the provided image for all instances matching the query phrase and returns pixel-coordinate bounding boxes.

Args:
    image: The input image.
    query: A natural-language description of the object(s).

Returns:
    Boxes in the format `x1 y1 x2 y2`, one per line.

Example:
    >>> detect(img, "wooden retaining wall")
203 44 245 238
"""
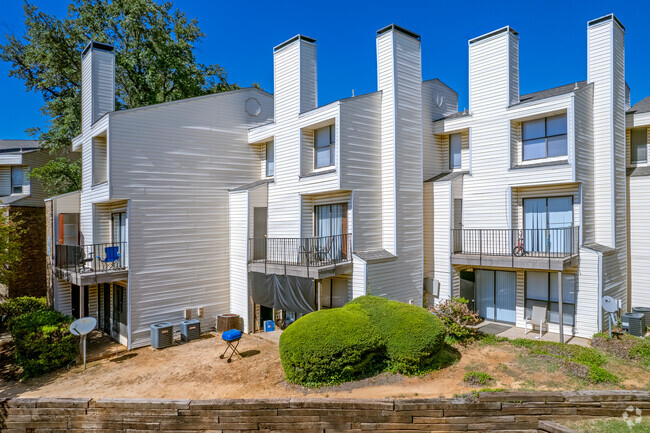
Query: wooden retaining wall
1 390 646 432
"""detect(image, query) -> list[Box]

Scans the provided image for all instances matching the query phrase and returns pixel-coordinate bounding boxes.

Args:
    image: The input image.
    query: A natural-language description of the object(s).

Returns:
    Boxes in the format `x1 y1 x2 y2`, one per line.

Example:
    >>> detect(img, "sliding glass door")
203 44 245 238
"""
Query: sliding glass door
476 270 516 323
524 196 573 254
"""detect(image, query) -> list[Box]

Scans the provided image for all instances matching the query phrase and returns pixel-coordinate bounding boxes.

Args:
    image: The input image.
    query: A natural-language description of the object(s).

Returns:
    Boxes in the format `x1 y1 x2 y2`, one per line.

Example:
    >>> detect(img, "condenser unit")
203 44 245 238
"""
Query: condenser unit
150 322 174 349
622 313 646 337
180 319 201 342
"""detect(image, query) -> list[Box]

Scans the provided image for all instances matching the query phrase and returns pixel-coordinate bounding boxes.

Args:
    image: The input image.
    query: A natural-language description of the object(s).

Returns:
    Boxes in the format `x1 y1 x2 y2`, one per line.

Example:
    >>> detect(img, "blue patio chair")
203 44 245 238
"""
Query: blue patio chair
98 246 121 270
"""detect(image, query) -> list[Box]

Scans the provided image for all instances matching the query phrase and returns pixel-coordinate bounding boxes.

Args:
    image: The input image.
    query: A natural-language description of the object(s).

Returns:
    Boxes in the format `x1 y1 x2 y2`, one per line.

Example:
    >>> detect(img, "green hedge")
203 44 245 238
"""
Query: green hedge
279 304 384 386
9 309 78 378
279 295 448 386
348 296 447 375
0 297 48 332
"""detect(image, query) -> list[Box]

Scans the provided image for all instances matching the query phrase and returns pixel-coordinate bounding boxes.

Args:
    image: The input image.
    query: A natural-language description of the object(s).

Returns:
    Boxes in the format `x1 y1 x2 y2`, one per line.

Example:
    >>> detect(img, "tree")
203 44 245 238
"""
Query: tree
0 209 23 288
1 0 240 196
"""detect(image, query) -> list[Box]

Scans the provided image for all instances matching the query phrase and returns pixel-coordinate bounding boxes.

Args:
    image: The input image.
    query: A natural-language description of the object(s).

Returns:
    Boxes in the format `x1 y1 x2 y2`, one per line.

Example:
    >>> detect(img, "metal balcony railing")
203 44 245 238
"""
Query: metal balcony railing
451 226 579 258
249 234 352 267
55 242 127 273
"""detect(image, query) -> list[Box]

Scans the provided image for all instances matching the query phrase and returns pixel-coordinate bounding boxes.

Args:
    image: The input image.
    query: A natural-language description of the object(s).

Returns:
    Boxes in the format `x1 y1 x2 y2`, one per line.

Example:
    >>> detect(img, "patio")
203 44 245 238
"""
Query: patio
475 321 591 346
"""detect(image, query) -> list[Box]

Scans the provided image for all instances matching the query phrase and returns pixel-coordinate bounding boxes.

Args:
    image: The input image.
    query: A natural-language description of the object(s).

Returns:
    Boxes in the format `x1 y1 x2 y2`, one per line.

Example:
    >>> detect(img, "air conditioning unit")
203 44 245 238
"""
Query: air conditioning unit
622 313 646 337
180 319 201 342
150 322 174 349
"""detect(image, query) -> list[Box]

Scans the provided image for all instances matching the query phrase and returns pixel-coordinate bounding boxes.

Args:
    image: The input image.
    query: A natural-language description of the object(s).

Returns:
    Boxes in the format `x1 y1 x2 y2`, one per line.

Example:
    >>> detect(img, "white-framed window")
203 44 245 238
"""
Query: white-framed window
522 114 567 161
11 166 23 194
314 124 335 169
449 133 462 169
265 140 274 177
525 271 576 326
631 128 648 164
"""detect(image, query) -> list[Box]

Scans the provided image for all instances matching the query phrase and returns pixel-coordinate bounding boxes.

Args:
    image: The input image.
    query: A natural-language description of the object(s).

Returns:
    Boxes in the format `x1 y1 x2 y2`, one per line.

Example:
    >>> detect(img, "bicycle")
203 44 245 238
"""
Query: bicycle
513 235 527 257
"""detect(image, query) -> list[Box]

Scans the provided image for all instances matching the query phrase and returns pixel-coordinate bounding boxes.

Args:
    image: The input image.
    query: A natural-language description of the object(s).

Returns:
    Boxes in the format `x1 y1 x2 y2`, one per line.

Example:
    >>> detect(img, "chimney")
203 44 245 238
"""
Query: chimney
587 14 626 248
468 26 519 111
81 41 115 131
273 35 317 120
376 24 423 255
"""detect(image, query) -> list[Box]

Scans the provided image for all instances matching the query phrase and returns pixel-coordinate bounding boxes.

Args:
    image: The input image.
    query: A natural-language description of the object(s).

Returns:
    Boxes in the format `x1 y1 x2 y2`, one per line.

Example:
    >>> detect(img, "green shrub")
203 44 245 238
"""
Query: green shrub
0 297 47 332
510 339 618 384
429 297 481 344
348 296 447 375
9 309 78 378
630 339 650 367
463 371 495 387
279 304 384 386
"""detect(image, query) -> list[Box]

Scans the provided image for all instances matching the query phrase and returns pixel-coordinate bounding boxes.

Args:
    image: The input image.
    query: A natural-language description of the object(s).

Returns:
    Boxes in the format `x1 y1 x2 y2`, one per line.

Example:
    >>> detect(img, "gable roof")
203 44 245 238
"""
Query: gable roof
0 139 39 154
628 96 650 114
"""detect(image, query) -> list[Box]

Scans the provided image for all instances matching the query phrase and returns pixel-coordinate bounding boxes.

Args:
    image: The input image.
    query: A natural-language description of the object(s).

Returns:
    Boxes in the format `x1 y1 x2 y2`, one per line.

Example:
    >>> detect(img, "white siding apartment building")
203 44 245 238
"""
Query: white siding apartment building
48 14 649 348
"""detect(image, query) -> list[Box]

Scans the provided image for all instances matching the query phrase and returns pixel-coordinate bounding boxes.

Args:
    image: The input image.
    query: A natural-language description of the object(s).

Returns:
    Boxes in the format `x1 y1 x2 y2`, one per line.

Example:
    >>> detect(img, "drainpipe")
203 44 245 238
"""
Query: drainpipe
558 271 564 343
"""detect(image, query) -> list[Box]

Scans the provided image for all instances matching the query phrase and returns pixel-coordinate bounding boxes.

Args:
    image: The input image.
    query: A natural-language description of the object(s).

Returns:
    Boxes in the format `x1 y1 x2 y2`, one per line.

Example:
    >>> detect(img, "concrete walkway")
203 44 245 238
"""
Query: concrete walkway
475 321 591 346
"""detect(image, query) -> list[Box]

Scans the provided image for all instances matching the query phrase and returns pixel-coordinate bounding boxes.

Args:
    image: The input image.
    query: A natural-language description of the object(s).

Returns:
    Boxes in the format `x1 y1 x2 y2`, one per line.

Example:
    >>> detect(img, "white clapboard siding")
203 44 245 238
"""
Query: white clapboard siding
54 279 72 316
91 48 115 124
433 180 451 300
422 79 459 180
351 255 367 298
339 92 382 252
0 167 10 196
104 88 273 348
628 175 650 308
574 84 595 244
229 190 250 332
577 246 600 337
423 182 434 279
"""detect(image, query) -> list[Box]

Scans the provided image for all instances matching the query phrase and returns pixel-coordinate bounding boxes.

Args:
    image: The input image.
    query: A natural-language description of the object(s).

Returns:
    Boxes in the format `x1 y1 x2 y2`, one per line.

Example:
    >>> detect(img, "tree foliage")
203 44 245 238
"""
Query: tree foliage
1 0 240 195
0 209 23 288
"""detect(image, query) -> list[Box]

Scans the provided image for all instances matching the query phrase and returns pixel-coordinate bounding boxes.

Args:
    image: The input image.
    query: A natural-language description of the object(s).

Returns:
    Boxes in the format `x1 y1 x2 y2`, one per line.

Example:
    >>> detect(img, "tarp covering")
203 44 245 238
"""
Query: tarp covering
250 272 315 314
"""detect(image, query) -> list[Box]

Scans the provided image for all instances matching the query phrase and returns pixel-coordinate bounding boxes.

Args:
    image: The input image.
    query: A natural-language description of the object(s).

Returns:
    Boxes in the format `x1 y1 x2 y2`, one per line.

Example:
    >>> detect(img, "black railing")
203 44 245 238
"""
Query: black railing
55 242 127 273
451 227 579 258
249 234 352 267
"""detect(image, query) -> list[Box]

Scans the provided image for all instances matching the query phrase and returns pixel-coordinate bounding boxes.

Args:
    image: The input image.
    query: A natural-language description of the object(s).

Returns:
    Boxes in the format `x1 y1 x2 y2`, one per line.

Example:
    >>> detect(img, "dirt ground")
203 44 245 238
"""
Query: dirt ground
1 332 648 400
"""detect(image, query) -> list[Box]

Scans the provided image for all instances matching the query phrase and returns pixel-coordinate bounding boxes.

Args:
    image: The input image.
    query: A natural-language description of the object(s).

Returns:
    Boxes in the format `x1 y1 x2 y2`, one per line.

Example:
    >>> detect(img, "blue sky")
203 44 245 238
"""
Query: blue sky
1 0 649 139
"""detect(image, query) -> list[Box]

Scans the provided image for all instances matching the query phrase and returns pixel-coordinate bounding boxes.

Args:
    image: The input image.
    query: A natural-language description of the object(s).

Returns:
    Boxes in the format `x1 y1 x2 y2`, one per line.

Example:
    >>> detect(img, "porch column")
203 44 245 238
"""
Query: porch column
558 272 564 343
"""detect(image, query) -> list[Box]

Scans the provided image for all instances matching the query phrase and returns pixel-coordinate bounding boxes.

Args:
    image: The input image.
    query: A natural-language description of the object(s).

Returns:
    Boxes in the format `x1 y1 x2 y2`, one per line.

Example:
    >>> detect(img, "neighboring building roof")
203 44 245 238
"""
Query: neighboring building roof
229 178 273 192
353 249 397 264
628 96 650 114
627 166 650 177
513 81 589 107
424 171 467 183
0 194 30 206
0 139 39 154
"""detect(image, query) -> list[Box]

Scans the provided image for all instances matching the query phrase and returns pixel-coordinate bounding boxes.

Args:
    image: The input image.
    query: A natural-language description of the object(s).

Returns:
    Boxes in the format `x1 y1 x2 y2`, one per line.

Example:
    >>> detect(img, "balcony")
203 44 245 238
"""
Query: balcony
248 234 352 279
451 227 579 271
54 242 128 285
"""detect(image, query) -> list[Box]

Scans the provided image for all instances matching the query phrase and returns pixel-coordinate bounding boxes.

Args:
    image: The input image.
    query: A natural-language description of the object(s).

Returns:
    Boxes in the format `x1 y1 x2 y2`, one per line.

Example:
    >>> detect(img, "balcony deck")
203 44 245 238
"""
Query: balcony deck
55 242 128 285
248 234 352 278
451 227 580 271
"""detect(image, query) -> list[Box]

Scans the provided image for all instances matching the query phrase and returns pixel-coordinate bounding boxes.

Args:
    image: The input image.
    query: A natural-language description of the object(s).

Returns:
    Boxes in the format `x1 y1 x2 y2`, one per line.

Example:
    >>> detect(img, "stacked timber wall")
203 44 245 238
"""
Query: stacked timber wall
1 391 647 432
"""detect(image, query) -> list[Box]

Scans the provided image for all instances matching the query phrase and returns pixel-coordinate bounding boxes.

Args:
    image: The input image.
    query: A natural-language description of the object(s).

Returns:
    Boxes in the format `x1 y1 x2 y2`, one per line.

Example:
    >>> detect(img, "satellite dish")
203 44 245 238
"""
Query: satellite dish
602 296 618 313
70 317 96 370
70 317 96 336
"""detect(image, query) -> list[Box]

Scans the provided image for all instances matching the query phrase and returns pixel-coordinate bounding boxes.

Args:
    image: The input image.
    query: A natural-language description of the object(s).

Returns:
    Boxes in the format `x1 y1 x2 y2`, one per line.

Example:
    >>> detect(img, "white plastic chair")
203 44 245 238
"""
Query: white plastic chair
525 305 548 339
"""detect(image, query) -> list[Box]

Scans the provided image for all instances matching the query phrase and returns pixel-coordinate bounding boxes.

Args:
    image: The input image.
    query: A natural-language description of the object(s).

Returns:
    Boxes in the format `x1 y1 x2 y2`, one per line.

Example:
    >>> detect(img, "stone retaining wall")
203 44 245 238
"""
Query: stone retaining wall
1 390 646 432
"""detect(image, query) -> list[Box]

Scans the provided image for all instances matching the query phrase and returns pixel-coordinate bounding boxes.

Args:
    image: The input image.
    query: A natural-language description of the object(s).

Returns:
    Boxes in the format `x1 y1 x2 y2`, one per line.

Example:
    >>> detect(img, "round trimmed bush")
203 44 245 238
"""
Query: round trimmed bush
0 296 48 332
279 304 384 386
9 309 78 378
347 296 447 374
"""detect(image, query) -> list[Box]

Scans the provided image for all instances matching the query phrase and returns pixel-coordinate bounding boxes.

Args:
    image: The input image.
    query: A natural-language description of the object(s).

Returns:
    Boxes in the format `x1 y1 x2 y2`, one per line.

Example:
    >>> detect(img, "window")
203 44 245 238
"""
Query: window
525 271 575 326
631 128 648 164
315 203 347 237
523 196 573 254
314 125 335 168
265 140 275 176
111 212 126 244
449 133 462 169
11 166 23 194
522 114 567 161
